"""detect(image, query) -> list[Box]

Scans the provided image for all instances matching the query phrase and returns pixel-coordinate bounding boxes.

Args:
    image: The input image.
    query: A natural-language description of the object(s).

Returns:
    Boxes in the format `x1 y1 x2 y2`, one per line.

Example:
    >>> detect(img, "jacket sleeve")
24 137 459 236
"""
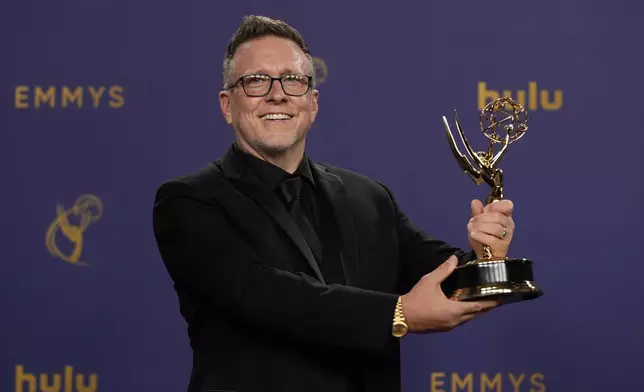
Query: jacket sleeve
152 180 400 354
376 182 477 293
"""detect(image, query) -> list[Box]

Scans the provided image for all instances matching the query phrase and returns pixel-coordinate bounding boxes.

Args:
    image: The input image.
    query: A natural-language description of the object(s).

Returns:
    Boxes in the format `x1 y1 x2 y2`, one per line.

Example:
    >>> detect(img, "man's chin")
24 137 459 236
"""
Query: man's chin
254 136 302 155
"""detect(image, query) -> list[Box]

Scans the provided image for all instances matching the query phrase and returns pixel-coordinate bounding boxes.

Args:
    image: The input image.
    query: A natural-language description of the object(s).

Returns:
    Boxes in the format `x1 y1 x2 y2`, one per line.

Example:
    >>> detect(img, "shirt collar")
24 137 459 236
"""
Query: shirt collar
232 143 316 190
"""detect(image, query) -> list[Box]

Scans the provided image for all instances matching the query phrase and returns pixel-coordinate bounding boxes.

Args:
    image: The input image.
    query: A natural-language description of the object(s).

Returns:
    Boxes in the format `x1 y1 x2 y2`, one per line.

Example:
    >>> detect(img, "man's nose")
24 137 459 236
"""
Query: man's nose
266 79 287 101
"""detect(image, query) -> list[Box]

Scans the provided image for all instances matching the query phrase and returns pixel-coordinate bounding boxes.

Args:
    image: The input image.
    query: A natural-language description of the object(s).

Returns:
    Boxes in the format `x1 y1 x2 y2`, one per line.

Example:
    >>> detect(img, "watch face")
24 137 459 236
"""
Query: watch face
393 323 408 337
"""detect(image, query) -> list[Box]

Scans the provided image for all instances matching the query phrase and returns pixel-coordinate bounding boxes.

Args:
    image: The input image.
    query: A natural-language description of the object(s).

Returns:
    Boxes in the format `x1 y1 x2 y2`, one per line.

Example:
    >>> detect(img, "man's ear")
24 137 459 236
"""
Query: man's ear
219 91 233 124
310 89 319 123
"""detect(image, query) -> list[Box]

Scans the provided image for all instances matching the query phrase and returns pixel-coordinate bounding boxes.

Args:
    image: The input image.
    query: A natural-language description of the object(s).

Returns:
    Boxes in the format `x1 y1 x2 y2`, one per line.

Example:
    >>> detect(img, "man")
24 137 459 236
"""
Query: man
153 15 515 392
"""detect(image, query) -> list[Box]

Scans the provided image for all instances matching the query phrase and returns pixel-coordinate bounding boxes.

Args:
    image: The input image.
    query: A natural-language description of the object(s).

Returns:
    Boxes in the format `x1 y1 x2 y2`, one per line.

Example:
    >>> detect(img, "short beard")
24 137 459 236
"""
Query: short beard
251 134 303 158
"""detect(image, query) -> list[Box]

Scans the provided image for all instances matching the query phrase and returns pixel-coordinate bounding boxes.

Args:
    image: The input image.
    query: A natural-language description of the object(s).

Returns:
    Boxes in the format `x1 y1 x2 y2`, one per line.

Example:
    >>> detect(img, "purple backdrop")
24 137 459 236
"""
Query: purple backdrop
2 0 642 391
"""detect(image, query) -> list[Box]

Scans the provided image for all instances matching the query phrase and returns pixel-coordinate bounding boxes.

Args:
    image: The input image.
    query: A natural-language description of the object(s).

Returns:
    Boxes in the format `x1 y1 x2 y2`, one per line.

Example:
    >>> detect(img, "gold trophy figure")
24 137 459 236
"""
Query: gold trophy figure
441 97 543 304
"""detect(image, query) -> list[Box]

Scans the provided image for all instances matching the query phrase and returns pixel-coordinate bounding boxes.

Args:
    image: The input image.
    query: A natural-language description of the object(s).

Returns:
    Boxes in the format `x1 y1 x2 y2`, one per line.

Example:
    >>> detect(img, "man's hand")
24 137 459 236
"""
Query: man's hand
400 256 498 333
468 199 515 259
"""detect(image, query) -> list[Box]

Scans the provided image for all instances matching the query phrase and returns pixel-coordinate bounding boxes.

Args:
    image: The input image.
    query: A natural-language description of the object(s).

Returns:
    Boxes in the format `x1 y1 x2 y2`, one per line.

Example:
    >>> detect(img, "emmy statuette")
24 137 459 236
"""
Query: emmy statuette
440 97 543 304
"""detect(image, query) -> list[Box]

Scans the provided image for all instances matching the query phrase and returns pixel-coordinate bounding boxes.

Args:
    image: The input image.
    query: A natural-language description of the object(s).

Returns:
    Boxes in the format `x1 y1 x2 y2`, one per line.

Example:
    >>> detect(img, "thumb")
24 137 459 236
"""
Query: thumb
431 255 458 282
471 199 484 217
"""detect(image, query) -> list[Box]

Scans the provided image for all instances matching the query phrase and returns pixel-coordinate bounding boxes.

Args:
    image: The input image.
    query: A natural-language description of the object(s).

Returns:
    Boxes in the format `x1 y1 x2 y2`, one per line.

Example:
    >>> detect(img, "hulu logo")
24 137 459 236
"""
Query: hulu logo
478 81 563 111
15 365 97 392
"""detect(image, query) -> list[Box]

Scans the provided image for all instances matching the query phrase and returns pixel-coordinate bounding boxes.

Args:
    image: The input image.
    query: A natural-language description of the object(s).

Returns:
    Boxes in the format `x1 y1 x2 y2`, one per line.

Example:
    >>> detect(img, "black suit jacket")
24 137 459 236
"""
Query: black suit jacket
152 145 474 392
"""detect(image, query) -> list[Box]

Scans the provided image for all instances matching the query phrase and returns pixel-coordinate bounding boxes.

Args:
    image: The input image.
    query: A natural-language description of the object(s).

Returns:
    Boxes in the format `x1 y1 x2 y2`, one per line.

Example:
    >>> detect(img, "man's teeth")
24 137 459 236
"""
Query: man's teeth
261 113 292 120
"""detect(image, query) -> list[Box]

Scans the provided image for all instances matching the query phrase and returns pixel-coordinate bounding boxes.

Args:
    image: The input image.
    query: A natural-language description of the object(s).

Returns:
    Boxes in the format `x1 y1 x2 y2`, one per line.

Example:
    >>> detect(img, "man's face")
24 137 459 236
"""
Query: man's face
219 35 319 157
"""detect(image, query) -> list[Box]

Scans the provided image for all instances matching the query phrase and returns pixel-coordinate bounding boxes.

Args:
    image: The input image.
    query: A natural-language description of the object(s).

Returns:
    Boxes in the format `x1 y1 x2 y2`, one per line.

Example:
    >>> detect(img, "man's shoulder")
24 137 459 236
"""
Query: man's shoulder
154 162 224 202
312 161 393 199
167 162 222 186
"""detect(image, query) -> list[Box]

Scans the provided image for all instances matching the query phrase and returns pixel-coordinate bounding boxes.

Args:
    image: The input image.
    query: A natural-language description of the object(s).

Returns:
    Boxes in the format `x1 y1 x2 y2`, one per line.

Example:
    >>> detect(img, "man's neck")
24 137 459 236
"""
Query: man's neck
235 139 305 174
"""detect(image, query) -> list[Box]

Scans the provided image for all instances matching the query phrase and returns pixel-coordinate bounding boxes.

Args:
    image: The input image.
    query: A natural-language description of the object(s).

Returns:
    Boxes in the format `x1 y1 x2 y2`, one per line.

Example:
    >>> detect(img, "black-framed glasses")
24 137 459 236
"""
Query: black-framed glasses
226 73 312 97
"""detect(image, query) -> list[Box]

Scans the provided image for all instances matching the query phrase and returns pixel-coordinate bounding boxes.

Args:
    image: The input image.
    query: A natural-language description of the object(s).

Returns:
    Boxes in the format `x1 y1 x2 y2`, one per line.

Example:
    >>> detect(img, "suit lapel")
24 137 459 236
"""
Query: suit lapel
218 146 326 284
312 163 360 286
237 180 326 284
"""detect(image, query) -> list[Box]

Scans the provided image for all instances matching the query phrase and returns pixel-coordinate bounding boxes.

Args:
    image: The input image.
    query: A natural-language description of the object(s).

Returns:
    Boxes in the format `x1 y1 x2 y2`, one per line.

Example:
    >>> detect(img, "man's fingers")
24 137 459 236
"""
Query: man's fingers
471 199 484 217
483 199 514 216
431 255 458 282
455 313 477 327
469 230 505 249
468 222 509 240
459 299 499 315
470 212 513 227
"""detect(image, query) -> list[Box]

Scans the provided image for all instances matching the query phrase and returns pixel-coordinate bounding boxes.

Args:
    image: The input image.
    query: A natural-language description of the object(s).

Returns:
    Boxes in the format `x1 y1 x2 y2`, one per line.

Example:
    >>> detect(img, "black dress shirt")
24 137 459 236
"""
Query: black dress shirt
231 143 346 285
232 143 366 391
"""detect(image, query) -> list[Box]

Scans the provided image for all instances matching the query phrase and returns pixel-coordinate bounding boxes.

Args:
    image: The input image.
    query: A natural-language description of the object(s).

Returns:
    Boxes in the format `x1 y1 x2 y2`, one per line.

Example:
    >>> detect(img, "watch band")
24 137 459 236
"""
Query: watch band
392 296 408 338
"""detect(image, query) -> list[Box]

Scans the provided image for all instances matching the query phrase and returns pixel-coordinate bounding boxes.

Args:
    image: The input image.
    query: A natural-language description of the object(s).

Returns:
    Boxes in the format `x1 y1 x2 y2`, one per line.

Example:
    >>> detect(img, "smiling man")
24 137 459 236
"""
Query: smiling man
152 15 513 392
219 36 317 172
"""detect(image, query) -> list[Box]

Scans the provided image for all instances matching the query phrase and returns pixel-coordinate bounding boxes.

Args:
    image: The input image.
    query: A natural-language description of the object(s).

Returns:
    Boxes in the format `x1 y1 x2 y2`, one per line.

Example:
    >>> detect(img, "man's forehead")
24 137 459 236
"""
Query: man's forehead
234 37 308 74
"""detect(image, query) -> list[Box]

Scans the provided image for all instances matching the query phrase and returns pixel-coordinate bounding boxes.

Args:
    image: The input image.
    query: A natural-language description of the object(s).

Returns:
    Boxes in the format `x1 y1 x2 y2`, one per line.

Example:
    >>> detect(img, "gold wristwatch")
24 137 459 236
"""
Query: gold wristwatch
392 296 408 338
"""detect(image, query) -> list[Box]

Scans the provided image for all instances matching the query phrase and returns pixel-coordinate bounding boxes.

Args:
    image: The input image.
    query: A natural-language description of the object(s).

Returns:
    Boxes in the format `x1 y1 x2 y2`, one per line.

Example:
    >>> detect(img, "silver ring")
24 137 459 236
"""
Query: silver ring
499 228 507 240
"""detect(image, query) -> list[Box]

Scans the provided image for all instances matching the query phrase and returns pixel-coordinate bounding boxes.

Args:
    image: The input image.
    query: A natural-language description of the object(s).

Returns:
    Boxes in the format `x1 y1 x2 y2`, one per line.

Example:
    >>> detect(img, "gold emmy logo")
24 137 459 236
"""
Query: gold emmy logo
45 194 103 266
15 365 98 392
429 372 546 392
313 57 328 84
478 81 562 111
430 372 545 392
14 85 125 109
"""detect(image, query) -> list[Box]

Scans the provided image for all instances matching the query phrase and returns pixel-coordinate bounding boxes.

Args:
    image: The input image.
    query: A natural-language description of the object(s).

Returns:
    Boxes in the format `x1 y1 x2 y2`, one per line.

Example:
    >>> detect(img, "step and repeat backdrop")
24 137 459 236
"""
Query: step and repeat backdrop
2 0 642 391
